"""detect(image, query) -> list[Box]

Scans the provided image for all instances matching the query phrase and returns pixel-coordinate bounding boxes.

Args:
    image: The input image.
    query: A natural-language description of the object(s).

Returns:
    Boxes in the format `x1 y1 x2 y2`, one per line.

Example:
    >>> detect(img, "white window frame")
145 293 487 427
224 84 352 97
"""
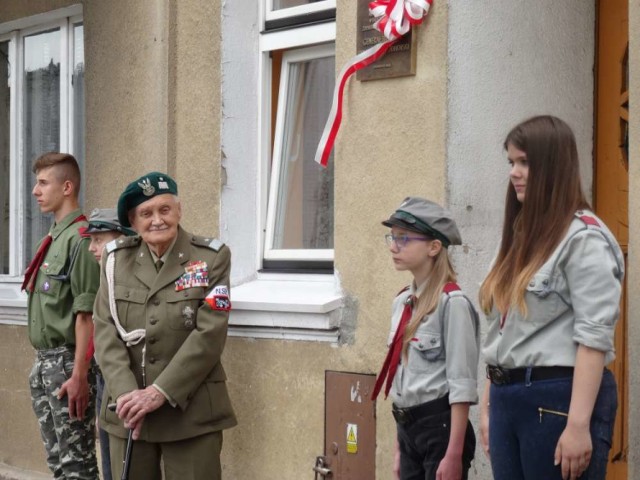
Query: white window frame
220 1 343 342
0 5 83 319
265 0 336 22
263 43 335 262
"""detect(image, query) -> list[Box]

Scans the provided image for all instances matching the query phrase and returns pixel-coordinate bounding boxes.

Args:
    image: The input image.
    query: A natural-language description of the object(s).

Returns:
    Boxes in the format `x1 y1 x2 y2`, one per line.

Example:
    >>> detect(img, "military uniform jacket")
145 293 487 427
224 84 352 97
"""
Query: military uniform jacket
28 209 99 350
93 227 237 441
483 211 625 368
390 283 480 409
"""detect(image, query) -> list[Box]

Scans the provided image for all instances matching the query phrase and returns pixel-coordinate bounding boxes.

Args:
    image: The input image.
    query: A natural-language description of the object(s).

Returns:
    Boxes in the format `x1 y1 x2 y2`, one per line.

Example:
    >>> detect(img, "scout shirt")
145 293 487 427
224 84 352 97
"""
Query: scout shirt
483 211 625 369
28 209 99 350
93 226 237 442
390 282 480 409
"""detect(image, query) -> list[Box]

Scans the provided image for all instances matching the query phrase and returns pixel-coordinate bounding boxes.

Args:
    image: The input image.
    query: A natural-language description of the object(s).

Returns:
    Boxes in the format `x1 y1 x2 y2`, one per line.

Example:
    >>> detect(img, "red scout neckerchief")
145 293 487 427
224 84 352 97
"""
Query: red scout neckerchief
21 214 88 292
498 212 601 331
371 282 460 401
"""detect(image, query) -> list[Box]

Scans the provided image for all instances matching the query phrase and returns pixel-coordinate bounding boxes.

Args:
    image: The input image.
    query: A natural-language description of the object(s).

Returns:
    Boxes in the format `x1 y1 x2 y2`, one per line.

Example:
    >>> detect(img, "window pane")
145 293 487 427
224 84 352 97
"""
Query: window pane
272 0 318 10
72 23 85 203
23 29 60 268
0 40 10 274
273 54 334 250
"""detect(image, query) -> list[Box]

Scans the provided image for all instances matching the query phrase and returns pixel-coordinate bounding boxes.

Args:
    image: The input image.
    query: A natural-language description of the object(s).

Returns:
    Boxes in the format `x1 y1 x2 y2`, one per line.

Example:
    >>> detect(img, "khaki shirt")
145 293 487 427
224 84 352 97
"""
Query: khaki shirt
28 209 99 349
483 211 625 368
390 283 480 408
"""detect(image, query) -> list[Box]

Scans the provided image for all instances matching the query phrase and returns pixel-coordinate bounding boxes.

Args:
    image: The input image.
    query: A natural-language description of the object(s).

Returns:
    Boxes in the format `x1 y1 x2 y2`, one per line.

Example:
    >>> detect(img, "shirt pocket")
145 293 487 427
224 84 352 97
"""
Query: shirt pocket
37 262 65 297
166 287 205 331
407 331 443 372
113 285 147 328
525 272 561 325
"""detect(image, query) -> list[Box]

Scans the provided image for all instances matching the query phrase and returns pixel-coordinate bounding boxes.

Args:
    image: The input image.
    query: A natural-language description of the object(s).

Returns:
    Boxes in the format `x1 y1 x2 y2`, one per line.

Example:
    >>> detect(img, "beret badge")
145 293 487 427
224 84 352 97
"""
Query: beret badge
138 178 155 197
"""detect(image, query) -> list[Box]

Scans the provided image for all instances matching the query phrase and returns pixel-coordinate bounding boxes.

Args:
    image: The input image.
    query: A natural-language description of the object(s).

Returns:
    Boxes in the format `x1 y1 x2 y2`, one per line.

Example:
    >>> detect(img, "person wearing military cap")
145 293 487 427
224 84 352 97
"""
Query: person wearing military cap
372 197 479 480
93 172 236 480
85 208 135 480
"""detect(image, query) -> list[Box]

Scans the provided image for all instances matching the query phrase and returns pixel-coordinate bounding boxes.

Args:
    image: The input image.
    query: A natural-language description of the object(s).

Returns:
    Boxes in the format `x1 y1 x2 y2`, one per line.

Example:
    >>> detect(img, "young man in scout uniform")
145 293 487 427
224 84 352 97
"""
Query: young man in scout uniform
93 172 236 480
85 208 135 480
24 152 100 479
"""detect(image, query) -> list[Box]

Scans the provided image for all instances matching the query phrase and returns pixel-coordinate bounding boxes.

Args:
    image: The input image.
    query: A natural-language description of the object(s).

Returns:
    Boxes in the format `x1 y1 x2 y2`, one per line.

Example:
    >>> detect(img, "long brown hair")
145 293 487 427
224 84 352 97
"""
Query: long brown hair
403 245 457 358
479 115 589 315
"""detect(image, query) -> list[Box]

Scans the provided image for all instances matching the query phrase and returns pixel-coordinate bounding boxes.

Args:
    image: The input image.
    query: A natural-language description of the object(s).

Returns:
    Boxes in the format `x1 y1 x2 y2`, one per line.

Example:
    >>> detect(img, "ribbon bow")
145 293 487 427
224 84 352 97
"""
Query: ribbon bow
370 0 432 40
314 0 432 167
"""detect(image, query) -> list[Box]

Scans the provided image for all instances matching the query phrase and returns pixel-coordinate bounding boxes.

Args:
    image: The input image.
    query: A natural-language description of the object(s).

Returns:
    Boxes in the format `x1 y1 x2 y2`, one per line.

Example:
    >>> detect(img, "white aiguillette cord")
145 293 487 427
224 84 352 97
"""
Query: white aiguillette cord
106 251 147 386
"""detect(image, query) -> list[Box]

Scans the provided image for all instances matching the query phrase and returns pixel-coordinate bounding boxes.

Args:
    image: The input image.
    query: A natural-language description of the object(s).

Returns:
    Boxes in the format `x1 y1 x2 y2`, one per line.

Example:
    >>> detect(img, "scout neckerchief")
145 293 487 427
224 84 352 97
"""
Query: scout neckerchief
21 214 87 292
371 282 460 401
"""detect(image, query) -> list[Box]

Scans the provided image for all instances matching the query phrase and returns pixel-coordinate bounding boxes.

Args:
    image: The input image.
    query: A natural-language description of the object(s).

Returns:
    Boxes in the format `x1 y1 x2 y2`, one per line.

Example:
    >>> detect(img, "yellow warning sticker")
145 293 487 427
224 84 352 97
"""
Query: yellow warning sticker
346 423 358 454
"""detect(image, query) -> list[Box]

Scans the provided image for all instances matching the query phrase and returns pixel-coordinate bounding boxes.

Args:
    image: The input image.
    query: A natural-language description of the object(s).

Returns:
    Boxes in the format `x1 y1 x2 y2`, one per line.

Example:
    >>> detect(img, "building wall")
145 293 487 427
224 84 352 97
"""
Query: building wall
446 1 596 477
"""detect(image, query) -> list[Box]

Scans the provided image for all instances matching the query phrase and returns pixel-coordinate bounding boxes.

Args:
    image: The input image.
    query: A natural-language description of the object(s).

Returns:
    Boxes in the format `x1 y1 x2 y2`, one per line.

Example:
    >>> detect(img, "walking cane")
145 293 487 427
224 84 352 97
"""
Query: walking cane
108 403 134 480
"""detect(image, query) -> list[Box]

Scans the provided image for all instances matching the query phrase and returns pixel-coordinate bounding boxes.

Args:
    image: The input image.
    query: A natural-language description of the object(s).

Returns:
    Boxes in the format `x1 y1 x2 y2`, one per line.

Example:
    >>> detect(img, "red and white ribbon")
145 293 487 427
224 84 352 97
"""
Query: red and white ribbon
314 0 433 167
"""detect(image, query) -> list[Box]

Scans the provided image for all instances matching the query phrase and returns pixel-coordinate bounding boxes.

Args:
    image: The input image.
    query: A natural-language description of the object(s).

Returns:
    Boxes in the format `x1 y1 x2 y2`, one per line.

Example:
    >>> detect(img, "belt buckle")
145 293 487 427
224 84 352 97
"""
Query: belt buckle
486 365 510 385
392 406 409 424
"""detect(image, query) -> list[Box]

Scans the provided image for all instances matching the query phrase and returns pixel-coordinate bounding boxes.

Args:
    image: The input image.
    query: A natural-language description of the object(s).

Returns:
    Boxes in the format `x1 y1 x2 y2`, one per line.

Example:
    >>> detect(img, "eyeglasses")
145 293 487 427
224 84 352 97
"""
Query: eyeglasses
384 234 431 249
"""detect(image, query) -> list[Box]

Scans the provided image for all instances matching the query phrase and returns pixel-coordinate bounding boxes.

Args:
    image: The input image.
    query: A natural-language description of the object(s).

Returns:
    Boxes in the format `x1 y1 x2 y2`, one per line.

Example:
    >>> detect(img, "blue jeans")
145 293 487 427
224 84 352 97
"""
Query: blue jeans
489 368 617 480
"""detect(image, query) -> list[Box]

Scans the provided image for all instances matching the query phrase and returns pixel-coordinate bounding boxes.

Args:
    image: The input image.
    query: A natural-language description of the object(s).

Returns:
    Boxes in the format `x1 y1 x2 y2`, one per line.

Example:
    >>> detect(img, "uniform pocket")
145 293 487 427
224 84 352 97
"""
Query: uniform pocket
525 272 562 325
37 262 64 297
114 285 147 328
407 331 443 371
166 287 204 330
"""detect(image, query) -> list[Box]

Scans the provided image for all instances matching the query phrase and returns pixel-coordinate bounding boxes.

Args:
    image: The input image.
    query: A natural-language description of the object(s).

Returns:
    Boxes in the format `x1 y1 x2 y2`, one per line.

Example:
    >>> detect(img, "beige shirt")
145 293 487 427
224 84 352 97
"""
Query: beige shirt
390 283 480 408
482 211 625 368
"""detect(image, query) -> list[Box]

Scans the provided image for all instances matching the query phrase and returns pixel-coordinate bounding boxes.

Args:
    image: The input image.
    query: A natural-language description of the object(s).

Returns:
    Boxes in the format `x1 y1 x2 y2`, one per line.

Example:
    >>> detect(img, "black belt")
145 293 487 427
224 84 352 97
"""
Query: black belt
486 365 574 386
392 395 450 425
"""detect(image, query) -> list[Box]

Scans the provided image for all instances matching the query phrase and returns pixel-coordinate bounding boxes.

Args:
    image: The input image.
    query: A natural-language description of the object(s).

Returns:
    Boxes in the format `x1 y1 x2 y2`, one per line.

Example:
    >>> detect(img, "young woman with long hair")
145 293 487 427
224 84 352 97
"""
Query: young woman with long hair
479 115 624 480
372 197 479 480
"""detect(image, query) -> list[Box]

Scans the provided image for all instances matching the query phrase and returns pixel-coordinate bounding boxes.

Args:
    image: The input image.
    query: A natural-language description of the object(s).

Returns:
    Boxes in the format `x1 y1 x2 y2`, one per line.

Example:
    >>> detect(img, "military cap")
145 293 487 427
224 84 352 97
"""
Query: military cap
86 208 136 236
117 172 178 227
382 197 462 247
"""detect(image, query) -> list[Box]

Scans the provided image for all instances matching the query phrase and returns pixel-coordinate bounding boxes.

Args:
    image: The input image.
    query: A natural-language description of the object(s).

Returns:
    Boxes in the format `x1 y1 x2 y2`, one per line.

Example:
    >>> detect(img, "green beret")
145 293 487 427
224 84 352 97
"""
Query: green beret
117 172 178 227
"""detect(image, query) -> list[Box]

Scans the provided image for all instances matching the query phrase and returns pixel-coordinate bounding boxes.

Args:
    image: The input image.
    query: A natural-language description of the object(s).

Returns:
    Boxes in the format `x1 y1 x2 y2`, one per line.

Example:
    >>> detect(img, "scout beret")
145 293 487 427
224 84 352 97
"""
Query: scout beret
117 172 178 227
382 197 462 247
86 208 135 236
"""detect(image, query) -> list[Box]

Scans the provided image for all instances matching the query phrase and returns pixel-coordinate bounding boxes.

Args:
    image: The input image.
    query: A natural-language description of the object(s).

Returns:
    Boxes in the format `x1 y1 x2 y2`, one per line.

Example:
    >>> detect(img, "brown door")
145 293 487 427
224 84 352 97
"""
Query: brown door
594 0 628 478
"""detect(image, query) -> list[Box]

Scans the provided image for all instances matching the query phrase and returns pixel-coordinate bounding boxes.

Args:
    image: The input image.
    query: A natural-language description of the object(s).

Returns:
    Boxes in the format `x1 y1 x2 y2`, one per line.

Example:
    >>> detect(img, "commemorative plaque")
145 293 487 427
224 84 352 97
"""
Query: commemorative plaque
356 0 418 81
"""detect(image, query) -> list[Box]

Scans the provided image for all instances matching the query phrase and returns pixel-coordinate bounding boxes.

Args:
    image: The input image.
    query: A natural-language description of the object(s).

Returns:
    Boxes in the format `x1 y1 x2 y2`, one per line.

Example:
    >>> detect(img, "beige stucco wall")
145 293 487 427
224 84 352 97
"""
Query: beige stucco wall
627 0 639 476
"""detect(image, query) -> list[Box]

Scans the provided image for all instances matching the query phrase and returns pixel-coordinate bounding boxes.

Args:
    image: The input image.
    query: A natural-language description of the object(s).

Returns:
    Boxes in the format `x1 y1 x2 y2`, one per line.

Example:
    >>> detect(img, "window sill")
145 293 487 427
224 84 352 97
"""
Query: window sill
0 279 28 324
229 273 344 342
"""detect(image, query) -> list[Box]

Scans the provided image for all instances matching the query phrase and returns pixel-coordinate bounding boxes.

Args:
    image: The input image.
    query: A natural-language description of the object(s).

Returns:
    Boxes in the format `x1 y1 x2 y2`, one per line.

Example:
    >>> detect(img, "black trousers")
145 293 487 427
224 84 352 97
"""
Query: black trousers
396 409 475 480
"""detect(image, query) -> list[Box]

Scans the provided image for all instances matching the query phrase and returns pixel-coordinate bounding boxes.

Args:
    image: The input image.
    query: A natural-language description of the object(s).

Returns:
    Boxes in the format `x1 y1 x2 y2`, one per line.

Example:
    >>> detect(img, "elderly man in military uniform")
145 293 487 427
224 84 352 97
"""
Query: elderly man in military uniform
93 172 236 480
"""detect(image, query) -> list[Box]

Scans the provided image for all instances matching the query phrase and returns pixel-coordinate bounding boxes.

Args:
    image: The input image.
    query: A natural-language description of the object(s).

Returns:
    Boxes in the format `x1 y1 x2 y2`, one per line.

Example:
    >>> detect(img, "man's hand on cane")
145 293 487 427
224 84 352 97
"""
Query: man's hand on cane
116 386 166 440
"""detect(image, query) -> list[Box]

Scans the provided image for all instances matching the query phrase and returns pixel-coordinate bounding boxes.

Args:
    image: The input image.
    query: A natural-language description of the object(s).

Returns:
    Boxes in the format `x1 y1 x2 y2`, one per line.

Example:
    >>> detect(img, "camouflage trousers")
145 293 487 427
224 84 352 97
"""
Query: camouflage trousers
29 346 99 480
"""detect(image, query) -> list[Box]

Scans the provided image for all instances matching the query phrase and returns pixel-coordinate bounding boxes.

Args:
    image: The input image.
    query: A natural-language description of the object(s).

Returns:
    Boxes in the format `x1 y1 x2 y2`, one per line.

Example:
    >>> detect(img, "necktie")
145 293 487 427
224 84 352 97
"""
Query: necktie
371 295 415 401
155 259 164 272
21 234 53 292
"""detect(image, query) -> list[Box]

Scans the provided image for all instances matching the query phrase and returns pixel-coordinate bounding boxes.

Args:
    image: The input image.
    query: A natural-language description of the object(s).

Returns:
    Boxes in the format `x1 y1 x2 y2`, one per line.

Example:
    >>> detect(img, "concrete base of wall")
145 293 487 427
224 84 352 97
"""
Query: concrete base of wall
0 463 48 480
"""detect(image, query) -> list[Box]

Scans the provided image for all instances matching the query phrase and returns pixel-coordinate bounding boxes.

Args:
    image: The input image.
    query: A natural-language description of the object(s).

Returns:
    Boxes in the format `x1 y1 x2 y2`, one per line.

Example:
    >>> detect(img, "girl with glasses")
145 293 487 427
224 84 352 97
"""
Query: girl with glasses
373 197 479 480
479 116 624 480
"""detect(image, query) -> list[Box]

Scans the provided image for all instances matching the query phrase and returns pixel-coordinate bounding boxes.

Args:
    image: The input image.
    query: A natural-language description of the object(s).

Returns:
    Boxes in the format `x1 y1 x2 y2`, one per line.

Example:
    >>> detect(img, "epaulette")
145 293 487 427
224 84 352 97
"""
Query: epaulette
191 235 224 252
105 235 141 254
575 210 601 228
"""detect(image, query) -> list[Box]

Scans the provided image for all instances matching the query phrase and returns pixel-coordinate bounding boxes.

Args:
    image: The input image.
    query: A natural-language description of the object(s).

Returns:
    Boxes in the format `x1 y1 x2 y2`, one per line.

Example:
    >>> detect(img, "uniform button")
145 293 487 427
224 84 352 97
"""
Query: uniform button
125 292 130 298
184 292 189 297
153 298 160 306
149 318 158 325
148 337 156 344
542 279 549 286
529 281 535 287
149 357 156 364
